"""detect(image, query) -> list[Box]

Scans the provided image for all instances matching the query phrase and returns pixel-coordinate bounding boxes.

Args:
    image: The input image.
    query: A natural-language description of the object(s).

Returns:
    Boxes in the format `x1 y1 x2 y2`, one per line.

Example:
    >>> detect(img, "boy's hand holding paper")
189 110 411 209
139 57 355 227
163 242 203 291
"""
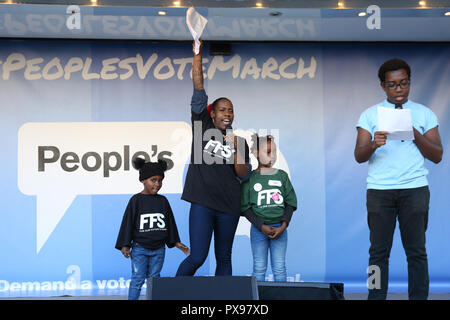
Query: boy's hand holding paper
377 106 414 141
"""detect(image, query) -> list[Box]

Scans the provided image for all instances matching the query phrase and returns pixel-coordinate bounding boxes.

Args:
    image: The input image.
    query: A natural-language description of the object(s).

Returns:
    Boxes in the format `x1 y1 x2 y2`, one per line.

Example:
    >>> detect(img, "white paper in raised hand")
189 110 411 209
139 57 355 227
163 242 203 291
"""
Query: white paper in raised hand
186 7 208 54
377 106 414 141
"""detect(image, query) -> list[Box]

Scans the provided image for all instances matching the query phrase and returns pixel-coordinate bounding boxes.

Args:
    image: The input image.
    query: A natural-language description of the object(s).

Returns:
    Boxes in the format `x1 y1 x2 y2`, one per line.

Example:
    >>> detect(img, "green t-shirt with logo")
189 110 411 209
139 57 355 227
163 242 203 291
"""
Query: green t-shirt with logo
241 169 297 224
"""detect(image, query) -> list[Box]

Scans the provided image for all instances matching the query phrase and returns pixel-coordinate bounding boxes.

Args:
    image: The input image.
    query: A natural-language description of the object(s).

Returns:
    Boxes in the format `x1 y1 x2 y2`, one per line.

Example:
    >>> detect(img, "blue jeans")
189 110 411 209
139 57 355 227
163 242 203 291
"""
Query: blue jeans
250 223 288 282
128 243 165 300
176 203 239 276
366 186 430 300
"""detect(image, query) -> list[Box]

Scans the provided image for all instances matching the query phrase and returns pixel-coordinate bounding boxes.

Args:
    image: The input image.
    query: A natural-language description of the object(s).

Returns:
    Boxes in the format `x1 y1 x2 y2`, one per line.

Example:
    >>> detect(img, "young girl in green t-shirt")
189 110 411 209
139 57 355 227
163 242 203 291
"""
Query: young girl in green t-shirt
241 135 298 282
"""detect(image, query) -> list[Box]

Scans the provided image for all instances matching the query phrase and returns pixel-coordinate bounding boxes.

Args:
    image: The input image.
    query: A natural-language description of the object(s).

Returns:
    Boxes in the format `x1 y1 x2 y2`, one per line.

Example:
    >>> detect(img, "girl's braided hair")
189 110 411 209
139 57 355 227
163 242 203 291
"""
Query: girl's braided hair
250 134 274 153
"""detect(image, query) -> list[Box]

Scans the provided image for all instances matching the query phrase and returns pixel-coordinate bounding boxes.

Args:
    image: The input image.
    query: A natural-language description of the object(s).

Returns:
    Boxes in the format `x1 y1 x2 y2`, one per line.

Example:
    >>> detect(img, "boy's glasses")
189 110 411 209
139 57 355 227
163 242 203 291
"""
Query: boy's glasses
384 80 410 90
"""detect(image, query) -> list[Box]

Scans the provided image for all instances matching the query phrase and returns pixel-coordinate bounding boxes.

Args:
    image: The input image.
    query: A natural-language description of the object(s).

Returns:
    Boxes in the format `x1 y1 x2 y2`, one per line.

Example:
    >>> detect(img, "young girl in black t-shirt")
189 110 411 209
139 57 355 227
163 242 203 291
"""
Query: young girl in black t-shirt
116 158 189 299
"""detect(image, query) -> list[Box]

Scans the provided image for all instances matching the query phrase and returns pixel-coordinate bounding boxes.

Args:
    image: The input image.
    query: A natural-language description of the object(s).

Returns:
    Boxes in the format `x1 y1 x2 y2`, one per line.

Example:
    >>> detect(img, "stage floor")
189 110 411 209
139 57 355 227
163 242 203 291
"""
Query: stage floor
1 293 450 300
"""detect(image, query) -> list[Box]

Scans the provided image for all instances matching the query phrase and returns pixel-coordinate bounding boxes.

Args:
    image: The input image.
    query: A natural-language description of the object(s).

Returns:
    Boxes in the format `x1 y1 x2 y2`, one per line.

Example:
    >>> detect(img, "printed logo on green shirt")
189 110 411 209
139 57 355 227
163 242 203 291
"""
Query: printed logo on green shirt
255 186 284 207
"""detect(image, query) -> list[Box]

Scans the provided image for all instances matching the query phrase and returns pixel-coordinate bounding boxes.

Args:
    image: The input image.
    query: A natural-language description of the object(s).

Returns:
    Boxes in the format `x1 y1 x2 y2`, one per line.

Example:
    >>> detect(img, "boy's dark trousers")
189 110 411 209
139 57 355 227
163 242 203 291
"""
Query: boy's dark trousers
366 186 430 300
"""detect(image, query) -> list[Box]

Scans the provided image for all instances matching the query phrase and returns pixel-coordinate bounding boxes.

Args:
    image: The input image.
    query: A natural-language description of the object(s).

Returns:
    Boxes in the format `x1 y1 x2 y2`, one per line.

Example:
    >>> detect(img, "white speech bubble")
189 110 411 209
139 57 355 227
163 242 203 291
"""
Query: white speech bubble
232 129 291 239
18 122 192 253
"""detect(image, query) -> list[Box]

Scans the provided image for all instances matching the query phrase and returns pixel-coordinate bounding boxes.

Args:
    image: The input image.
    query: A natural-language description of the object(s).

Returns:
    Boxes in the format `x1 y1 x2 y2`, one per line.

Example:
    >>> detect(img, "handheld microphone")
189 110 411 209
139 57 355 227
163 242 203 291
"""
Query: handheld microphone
225 124 233 138
225 124 235 152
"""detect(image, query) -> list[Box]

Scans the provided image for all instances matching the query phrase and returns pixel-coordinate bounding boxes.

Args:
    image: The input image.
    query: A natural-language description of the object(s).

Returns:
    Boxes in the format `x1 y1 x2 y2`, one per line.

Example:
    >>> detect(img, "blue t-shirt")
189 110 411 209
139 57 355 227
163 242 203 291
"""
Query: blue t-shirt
357 99 439 190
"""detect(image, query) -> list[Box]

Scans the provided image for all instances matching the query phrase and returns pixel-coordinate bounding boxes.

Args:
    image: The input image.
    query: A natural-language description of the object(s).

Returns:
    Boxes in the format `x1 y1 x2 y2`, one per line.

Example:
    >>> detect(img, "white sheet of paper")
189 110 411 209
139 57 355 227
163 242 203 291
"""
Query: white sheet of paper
186 7 208 55
377 106 414 141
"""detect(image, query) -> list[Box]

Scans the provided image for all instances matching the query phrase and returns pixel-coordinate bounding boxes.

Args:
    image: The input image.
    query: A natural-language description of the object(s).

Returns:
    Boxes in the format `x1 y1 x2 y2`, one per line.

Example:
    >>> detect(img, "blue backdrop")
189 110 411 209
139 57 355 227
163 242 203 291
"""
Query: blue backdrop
0 40 449 296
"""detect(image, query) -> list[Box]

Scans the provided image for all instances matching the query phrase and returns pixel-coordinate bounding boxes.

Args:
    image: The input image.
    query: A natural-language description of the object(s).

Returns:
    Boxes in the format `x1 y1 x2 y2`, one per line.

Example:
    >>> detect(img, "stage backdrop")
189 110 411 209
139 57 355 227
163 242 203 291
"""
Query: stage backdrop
0 40 449 297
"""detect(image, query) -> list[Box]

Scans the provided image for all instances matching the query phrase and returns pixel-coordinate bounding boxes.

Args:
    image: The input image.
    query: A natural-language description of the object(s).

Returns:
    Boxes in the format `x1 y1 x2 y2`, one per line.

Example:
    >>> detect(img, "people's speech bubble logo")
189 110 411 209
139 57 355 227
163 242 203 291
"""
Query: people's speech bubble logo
232 129 291 238
18 122 192 254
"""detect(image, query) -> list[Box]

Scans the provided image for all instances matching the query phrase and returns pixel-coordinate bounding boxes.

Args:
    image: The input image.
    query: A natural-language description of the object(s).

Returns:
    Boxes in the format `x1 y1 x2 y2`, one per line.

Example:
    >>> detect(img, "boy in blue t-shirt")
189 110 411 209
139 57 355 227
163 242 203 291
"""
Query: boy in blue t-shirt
354 58 443 300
